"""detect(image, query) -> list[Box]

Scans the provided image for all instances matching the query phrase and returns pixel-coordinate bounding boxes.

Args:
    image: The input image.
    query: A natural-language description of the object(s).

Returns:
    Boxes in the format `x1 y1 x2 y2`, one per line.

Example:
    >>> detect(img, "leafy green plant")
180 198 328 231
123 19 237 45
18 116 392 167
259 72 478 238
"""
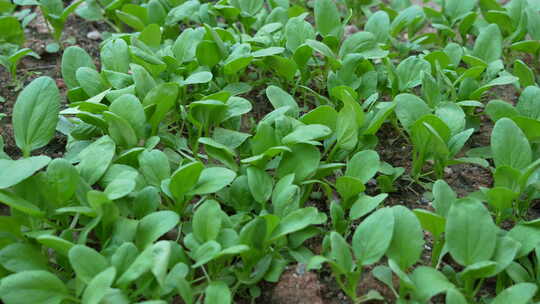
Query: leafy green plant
3 0 540 303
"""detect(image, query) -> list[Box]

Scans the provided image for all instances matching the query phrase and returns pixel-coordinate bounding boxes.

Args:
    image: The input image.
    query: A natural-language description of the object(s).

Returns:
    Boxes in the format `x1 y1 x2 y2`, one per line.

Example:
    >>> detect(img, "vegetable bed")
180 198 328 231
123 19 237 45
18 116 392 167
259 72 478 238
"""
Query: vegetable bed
1 0 540 303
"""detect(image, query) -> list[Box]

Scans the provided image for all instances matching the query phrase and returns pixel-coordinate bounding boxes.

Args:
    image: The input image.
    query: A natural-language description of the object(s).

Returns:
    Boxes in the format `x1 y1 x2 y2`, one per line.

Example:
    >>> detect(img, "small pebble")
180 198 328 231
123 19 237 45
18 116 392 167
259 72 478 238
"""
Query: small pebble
87 31 102 41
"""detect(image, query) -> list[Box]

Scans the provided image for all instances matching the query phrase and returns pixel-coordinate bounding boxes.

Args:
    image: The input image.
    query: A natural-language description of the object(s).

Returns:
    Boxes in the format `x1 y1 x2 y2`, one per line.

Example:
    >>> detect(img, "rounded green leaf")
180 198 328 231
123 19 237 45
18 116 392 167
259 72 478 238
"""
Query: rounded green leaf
445 199 497 266
193 200 222 243
68 245 108 284
386 206 424 269
352 207 394 265
61 46 96 89
188 167 236 195
247 166 273 204
0 243 48 272
82 267 116 304
0 270 68 304
204 281 231 304
13 77 60 155
492 283 537 304
136 211 179 248
491 118 531 170
170 161 204 200
345 150 380 184
0 156 51 189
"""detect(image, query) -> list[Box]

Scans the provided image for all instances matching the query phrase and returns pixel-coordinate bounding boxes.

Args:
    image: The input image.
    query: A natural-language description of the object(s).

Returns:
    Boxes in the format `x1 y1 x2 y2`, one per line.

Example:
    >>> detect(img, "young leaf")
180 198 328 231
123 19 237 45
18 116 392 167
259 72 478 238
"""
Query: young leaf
12 77 60 156
472 24 502 63
352 208 394 265
0 156 51 189
247 166 273 204
492 283 537 304
314 0 342 38
0 243 48 272
68 245 108 284
0 270 69 304
61 46 96 89
193 200 222 243
491 118 531 170
386 206 424 269
204 281 231 304
345 150 380 184
136 211 179 248
187 167 236 195
77 136 116 185
82 267 116 304
445 199 497 266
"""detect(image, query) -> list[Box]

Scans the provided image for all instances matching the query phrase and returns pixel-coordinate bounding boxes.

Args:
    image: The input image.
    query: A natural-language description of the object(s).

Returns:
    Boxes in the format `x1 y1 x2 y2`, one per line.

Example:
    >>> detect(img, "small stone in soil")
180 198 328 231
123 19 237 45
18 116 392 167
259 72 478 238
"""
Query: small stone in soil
87 31 101 41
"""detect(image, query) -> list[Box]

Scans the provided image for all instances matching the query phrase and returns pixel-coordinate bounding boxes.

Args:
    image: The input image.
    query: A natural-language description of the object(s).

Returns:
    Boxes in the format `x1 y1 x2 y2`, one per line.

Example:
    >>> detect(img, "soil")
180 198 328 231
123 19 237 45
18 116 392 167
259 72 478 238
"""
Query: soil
0 3 527 304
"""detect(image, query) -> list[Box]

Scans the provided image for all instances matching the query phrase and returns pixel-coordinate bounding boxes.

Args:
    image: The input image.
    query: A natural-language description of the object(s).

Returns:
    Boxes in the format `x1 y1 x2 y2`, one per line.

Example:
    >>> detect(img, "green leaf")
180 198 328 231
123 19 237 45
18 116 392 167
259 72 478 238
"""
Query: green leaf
491 118 531 170
472 24 502 63
413 209 445 239
271 207 326 240
395 56 431 91
386 206 424 269
365 11 390 43
492 283 537 304
36 235 74 256
0 156 50 189
139 150 170 187
116 245 153 286
410 267 454 302
350 194 388 220
301 106 338 131
61 46 96 89
516 86 540 120
193 200 222 243
339 32 388 59
136 211 179 249
101 39 130 73
247 167 273 204
170 161 204 201
444 0 475 20
285 16 315 52
282 124 331 145
0 243 48 272
345 150 380 184
188 167 236 195
394 94 430 130
12 77 59 155
0 16 24 45
77 136 116 185
352 208 394 265
109 94 146 140
0 271 69 304
46 158 79 204
266 85 299 117
446 199 497 266
82 267 116 304
68 245 108 284
144 83 179 135
514 60 535 87
76 67 107 96
204 281 231 304
0 189 44 216
277 144 320 182
314 0 341 38
327 232 353 273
